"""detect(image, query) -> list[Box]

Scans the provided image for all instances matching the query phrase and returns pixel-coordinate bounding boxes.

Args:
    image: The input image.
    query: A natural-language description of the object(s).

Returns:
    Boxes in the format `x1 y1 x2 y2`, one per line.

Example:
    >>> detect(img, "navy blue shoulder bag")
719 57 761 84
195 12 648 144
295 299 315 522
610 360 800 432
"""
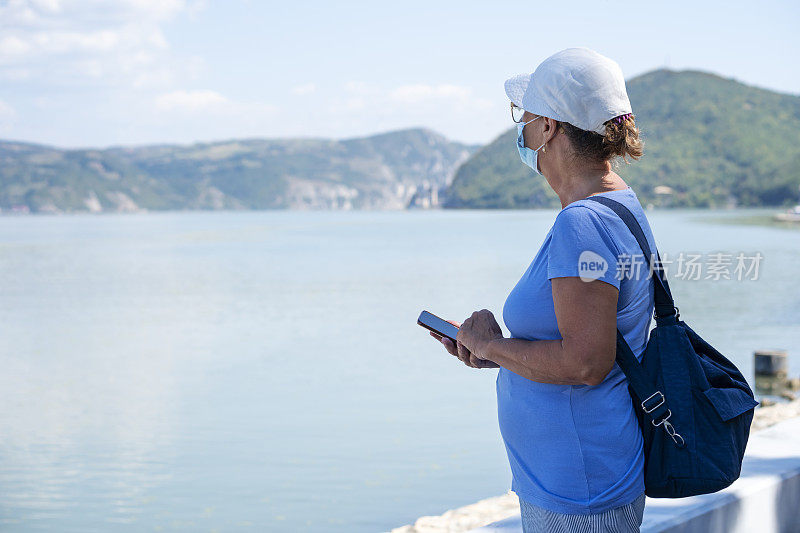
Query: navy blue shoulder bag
586 195 758 498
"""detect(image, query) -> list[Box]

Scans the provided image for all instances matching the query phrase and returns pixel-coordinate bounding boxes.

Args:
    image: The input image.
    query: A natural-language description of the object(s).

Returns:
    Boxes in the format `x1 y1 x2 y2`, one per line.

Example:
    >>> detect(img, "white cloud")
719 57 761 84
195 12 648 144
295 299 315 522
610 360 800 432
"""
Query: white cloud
344 81 371 94
0 0 188 26
155 90 229 112
390 84 471 103
0 99 17 132
292 83 317 96
308 80 503 144
0 36 32 57
0 99 16 117
339 81 493 111
0 0 201 89
390 83 493 110
153 90 276 119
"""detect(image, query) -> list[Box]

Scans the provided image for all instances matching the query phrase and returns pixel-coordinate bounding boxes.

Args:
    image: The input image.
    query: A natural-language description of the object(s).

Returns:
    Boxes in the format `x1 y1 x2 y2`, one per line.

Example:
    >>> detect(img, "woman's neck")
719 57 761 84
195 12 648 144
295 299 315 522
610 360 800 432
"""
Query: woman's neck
546 161 628 208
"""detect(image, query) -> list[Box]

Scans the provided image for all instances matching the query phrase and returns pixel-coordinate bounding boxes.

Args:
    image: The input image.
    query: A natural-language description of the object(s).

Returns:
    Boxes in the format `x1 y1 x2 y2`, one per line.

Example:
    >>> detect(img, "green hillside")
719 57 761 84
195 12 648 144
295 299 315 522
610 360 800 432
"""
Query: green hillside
444 70 800 209
0 128 476 213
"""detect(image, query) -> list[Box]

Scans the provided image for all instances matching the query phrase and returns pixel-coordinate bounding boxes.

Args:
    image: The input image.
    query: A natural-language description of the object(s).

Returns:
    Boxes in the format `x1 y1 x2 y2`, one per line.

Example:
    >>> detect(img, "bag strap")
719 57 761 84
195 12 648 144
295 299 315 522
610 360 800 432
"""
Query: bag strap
585 195 676 319
584 195 685 447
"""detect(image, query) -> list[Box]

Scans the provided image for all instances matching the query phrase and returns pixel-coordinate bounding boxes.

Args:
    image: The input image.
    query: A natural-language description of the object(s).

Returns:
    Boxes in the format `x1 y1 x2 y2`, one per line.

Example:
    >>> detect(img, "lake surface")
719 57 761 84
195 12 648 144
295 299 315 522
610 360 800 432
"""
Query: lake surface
1 208 798 532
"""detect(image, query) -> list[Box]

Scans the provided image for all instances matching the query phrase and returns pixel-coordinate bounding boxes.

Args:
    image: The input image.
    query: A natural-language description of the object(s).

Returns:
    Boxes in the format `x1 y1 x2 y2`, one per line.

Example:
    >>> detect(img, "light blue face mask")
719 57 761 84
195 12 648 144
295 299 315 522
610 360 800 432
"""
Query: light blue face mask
516 116 547 175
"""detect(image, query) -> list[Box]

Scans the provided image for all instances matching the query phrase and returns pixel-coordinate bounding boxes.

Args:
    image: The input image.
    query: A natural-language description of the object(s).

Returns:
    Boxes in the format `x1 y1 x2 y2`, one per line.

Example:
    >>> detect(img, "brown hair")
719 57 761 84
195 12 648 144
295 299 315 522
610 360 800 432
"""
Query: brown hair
559 115 644 164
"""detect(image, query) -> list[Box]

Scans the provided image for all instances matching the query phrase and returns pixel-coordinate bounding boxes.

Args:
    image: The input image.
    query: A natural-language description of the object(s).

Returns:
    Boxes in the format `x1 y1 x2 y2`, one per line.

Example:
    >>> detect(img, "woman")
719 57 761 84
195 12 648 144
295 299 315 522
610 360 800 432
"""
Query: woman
431 48 657 532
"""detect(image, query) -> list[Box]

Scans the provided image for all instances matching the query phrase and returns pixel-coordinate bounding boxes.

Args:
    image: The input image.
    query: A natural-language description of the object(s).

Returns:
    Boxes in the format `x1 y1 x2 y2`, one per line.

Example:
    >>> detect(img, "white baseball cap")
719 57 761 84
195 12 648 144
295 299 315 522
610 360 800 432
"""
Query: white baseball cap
504 47 633 135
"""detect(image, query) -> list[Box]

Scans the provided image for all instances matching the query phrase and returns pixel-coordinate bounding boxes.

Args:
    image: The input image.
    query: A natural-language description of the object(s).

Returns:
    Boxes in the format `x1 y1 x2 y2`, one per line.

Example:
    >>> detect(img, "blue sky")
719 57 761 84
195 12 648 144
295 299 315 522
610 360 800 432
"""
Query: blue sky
0 0 798 148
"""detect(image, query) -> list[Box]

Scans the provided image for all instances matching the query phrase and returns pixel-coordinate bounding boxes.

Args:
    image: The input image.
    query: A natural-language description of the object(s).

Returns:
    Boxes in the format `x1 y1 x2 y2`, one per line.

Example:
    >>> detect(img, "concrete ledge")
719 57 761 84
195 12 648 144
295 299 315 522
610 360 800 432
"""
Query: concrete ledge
470 416 800 533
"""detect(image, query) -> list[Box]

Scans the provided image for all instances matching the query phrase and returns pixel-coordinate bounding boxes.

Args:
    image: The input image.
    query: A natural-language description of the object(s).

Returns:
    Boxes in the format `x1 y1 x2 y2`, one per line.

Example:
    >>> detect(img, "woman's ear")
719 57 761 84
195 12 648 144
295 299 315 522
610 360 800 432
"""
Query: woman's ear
543 117 558 143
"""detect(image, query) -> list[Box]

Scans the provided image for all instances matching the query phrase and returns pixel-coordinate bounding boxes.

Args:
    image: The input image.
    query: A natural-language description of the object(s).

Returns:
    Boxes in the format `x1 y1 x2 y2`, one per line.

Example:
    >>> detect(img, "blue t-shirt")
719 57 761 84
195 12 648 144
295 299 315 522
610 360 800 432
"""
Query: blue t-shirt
497 186 656 514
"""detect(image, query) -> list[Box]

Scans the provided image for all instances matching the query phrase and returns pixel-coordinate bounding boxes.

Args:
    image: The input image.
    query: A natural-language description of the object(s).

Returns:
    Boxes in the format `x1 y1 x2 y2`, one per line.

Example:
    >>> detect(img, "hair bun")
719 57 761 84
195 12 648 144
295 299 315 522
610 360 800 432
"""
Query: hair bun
559 115 643 164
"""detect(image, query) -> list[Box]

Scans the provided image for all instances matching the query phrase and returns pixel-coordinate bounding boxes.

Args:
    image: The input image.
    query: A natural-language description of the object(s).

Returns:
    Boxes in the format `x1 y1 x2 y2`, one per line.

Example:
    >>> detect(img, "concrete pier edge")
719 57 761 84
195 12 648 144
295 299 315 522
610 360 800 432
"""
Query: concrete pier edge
391 399 800 533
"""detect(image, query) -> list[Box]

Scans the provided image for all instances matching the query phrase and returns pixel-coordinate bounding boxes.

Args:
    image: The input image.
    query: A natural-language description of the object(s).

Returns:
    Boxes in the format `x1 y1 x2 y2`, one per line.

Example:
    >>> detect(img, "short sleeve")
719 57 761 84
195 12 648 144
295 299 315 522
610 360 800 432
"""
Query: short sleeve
547 205 622 289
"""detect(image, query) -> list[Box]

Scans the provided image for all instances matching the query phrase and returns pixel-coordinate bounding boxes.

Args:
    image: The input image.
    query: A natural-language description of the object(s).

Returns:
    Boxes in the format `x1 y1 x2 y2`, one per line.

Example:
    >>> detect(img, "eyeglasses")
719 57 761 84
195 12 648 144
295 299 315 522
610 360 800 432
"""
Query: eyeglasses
510 102 526 123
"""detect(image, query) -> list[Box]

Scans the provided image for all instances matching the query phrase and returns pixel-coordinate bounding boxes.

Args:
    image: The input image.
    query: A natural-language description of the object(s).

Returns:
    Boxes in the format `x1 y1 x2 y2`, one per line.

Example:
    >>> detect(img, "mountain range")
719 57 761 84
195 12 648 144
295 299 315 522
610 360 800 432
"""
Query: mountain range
2 69 799 214
0 129 476 214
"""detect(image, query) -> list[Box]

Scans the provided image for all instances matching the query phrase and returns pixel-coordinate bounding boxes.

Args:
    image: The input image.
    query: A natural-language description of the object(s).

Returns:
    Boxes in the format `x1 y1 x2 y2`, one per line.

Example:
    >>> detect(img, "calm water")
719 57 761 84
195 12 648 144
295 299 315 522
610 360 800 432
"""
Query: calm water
0 208 798 532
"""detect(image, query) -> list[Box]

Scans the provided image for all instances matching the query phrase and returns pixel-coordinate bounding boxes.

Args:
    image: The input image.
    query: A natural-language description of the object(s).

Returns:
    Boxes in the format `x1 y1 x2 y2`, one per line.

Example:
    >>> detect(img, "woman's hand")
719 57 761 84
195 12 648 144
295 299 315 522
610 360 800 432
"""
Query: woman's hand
429 311 502 369
458 309 504 363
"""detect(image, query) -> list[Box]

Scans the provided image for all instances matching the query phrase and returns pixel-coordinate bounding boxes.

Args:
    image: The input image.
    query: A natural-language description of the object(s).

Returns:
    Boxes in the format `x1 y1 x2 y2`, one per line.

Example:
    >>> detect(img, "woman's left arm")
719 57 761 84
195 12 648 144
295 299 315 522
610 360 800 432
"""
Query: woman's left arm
459 277 618 386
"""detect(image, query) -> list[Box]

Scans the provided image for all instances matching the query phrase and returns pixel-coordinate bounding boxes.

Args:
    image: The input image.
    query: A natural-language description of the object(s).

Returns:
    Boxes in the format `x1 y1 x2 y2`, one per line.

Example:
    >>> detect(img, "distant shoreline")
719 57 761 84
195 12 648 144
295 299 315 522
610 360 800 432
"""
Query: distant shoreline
0 206 794 217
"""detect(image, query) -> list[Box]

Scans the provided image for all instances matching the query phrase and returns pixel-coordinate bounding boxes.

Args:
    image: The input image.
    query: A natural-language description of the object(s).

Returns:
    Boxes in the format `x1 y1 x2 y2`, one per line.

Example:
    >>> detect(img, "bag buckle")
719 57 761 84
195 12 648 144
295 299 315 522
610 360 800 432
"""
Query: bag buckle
653 306 680 321
641 391 665 414
651 409 686 447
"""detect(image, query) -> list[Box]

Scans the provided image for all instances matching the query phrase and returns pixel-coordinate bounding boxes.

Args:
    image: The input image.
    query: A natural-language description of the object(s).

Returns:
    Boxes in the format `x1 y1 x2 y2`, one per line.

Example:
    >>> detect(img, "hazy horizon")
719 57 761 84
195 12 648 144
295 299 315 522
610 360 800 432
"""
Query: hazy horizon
2 66 797 152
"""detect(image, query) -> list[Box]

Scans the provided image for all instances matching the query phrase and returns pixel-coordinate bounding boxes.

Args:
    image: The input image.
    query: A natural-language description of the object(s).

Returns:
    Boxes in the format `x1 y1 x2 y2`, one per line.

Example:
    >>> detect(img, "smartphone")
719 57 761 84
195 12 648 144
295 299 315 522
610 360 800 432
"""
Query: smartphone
417 310 459 343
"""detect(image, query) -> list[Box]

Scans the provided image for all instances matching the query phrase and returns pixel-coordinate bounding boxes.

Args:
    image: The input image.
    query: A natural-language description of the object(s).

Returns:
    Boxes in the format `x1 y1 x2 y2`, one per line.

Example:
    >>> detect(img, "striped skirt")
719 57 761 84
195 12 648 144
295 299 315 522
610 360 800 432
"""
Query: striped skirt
518 492 646 532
